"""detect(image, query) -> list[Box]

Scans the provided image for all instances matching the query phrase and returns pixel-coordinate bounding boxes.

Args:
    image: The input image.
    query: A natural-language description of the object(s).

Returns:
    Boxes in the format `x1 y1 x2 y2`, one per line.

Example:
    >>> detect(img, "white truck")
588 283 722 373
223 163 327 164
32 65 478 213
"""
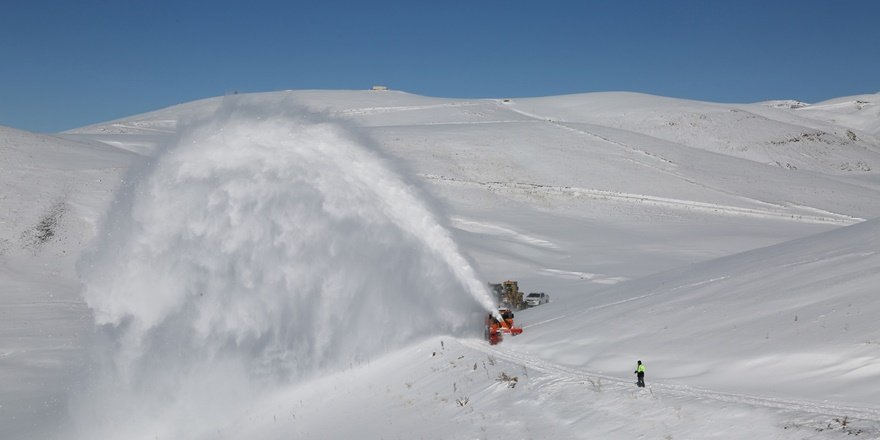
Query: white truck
525 292 549 307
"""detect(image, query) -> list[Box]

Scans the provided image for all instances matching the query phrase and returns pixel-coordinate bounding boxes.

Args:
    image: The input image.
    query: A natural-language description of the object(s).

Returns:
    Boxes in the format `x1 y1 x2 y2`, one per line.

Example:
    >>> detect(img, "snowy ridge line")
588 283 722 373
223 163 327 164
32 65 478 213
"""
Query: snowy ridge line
801 100 876 111
461 339 880 422
421 174 864 225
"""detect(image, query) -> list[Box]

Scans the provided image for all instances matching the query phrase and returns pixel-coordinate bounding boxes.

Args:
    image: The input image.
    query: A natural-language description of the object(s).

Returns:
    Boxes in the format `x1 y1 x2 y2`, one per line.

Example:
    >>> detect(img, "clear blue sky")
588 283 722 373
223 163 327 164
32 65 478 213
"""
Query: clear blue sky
2 0 878 133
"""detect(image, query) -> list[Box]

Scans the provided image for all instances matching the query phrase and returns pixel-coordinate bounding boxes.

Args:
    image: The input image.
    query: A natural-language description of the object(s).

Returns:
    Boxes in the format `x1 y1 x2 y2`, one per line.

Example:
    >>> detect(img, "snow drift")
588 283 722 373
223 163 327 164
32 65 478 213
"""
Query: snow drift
70 99 492 438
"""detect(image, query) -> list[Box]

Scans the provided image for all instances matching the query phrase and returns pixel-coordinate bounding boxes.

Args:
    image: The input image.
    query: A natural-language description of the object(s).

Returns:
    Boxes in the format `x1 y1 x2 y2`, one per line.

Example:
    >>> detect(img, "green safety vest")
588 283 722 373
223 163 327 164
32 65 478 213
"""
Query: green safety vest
636 364 645 373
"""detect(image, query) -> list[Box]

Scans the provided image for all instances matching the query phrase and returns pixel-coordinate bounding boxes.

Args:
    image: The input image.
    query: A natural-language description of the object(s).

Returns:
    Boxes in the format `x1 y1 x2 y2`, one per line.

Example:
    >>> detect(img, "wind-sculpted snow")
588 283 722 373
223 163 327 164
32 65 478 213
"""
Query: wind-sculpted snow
71 100 492 438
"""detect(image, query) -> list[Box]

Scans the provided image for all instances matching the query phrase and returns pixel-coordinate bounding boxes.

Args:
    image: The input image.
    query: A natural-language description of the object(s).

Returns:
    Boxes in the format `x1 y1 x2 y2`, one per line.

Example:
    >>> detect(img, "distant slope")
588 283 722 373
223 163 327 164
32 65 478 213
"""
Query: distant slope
509 92 880 174
794 93 880 137
511 217 880 407
0 125 136 260
0 125 138 438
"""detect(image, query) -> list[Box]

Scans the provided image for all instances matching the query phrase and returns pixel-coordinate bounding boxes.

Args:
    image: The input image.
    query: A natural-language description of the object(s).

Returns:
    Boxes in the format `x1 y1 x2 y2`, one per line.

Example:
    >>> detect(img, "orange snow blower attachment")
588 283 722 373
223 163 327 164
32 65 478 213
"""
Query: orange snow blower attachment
484 308 523 345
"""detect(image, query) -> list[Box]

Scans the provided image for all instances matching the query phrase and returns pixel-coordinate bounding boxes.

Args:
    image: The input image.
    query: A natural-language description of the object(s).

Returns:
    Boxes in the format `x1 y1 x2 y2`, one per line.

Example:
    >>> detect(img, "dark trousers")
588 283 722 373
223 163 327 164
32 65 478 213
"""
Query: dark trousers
636 372 645 387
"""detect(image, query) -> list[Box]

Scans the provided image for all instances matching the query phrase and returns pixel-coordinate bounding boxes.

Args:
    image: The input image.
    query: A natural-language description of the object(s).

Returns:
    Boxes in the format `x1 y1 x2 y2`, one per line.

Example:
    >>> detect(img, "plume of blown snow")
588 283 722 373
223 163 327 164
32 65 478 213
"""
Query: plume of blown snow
70 98 493 438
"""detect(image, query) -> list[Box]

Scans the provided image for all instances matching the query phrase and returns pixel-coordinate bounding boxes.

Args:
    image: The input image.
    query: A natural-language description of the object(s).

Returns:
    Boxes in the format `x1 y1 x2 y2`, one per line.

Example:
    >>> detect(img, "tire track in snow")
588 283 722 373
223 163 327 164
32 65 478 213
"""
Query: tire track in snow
501 105 675 166
422 174 863 225
461 339 880 423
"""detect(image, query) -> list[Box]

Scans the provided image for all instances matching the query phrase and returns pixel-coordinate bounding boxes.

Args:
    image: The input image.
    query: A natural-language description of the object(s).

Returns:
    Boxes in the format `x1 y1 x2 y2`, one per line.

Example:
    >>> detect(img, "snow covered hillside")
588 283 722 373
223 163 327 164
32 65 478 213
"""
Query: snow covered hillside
0 126 137 438
2 90 879 439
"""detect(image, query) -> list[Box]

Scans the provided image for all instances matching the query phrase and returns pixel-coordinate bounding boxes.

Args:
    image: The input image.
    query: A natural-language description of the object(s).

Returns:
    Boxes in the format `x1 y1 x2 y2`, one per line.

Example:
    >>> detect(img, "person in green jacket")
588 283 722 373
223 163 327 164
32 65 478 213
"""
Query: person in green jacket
634 360 645 387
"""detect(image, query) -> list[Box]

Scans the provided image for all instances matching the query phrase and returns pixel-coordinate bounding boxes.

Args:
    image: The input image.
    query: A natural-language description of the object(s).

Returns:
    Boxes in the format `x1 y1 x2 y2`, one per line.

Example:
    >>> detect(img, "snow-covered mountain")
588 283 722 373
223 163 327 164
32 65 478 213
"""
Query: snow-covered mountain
2 90 879 439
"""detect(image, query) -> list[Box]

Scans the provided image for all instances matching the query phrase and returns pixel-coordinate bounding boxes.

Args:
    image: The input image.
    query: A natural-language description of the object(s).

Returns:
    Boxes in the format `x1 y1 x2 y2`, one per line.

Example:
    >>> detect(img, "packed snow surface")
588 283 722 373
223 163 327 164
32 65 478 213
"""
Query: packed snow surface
2 90 880 439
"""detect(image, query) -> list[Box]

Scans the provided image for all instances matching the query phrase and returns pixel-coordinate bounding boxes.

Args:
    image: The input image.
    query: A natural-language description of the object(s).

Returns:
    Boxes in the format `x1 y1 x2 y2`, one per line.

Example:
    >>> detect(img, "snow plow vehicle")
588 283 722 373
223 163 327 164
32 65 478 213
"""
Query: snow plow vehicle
484 308 523 345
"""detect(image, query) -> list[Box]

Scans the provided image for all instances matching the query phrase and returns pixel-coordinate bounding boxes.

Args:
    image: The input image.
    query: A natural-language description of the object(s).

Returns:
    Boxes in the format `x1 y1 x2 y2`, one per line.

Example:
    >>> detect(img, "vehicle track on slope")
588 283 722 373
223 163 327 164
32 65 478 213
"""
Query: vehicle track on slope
335 101 485 115
494 103 867 226
422 174 862 225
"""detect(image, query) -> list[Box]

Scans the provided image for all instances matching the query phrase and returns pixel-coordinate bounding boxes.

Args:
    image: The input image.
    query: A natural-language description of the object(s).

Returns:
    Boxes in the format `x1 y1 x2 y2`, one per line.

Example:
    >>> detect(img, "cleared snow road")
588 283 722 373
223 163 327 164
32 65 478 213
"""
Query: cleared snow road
462 339 880 425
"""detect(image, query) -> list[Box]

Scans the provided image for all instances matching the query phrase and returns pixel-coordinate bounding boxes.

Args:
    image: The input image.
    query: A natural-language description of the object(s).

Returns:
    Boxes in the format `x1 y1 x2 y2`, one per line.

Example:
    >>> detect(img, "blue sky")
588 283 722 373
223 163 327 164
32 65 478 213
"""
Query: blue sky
2 0 878 133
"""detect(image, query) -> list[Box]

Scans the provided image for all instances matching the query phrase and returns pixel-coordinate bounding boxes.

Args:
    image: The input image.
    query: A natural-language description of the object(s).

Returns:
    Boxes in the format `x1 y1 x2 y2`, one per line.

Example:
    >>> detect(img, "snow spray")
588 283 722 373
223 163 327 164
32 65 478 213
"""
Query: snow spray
71 99 497 439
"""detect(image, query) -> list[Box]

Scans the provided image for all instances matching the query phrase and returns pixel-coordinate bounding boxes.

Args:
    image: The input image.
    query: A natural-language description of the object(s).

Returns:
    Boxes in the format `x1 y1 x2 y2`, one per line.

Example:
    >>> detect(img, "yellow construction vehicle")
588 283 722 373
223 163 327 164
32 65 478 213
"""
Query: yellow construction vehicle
489 280 525 310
